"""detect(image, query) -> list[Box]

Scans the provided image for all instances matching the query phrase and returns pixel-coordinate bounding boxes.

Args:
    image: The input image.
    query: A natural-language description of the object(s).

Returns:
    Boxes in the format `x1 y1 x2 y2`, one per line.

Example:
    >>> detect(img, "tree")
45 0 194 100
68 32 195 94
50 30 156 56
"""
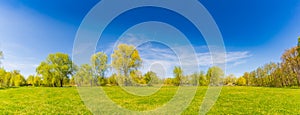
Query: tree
144 71 160 86
111 44 142 86
0 68 6 87
14 74 25 87
37 62 56 87
173 66 183 86
74 64 93 87
189 72 207 86
130 70 144 85
3 72 11 87
27 75 35 85
164 78 173 86
33 76 42 87
242 72 250 86
107 73 118 86
91 52 108 86
7 70 25 87
198 71 208 86
206 66 224 86
236 77 246 86
224 74 236 86
189 72 199 86
36 53 73 87
281 46 300 86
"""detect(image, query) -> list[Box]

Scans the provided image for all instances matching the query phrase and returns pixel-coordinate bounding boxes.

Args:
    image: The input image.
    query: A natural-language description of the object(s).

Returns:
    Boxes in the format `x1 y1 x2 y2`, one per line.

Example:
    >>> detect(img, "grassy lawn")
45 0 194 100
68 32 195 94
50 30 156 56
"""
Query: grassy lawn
0 86 300 114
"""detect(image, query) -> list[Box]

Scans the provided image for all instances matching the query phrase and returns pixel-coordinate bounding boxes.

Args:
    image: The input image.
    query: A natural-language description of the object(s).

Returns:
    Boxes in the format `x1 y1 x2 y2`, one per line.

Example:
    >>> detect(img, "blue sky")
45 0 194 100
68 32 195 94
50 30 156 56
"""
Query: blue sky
0 0 299 77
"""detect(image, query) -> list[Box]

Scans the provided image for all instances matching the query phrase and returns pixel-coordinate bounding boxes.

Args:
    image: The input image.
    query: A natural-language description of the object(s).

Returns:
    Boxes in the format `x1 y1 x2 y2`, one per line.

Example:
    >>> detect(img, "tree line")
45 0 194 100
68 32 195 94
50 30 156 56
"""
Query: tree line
1 37 300 88
236 37 300 87
0 44 226 88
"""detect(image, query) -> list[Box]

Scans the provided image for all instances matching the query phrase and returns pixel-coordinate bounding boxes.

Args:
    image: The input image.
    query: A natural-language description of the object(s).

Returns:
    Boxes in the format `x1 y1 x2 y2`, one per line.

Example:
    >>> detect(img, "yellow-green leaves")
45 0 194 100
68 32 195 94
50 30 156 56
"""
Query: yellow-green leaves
36 52 72 87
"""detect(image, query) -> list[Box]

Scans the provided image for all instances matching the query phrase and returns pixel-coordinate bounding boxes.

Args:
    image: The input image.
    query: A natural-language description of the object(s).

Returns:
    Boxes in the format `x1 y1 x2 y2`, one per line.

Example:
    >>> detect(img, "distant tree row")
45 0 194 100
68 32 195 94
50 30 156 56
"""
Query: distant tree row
0 44 226 87
0 51 26 88
2 37 300 88
239 37 300 87
0 69 26 88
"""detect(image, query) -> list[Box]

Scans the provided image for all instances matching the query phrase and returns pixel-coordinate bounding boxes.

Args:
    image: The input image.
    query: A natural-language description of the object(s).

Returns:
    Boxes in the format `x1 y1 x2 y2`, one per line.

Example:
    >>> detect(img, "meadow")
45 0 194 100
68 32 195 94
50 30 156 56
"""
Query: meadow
0 86 300 114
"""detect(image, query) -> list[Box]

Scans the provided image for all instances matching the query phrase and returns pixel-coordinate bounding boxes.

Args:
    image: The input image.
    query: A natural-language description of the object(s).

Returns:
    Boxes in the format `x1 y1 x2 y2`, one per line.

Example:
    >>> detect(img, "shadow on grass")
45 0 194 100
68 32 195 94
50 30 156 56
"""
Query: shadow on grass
0 86 20 90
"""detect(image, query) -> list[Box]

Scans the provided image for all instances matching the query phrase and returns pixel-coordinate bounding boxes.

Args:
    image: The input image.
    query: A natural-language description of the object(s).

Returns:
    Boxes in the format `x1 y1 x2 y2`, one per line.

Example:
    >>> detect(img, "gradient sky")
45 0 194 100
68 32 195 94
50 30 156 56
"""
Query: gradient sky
0 0 300 77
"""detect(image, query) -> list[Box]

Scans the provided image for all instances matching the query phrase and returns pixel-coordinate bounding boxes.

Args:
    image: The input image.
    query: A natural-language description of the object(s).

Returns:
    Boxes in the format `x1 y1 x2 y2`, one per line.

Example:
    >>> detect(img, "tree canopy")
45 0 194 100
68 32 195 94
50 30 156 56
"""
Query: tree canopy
36 53 73 87
91 52 108 86
173 66 183 86
111 44 142 86
206 66 224 86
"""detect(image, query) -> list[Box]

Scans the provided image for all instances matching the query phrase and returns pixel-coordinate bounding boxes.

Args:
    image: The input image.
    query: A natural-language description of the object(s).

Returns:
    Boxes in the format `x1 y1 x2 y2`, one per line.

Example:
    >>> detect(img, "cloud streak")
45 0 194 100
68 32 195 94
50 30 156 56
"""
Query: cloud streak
100 34 252 77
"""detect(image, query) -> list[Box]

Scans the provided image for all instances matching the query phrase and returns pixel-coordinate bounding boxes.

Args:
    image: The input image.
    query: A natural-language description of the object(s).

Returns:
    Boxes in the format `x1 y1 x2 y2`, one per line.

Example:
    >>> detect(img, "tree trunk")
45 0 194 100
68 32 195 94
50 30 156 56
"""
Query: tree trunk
124 70 128 86
297 72 300 86
60 79 63 87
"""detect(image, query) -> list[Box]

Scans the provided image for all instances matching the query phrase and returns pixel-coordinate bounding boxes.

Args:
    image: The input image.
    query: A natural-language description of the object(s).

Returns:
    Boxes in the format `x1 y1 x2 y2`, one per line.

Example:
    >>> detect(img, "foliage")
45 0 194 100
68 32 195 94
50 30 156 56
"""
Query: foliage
26 75 35 85
224 74 237 85
163 78 174 86
74 64 93 87
91 52 108 86
107 73 118 86
281 46 300 86
143 71 160 86
236 77 246 86
242 43 300 87
111 44 142 86
173 66 183 86
0 69 25 87
36 53 73 87
206 66 224 86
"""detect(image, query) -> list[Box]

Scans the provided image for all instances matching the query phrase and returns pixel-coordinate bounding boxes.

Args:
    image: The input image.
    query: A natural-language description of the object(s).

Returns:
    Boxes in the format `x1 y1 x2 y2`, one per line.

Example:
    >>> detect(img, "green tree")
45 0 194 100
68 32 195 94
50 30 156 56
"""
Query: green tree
144 71 160 86
36 53 73 87
69 76 76 86
3 72 11 87
107 73 118 86
74 64 93 87
198 71 208 86
33 76 42 87
206 66 224 86
173 66 183 86
190 72 199 86
281 46 300 86
27 75 35 85
164 78 174 86
189 72 207 86
91 52 108 86
0 68 6 87
8 70 25 87
111 44 142 86
242 72 250 86
14 74 25 87
36 62 56 87
236 77 246 86
224 74 236 85
130 70 144 85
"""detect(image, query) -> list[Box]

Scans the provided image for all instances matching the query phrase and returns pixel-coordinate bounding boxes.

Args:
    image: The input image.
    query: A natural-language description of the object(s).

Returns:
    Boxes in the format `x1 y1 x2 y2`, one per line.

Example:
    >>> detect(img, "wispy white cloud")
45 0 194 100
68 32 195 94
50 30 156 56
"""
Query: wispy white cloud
98 33 252 77
0 51 39 77
197 51 251 66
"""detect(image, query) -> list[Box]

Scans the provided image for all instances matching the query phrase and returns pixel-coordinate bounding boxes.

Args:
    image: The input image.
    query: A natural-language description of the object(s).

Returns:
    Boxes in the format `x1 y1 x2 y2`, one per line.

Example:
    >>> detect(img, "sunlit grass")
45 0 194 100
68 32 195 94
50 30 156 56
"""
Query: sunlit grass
0 86 300 114
0 87 91 114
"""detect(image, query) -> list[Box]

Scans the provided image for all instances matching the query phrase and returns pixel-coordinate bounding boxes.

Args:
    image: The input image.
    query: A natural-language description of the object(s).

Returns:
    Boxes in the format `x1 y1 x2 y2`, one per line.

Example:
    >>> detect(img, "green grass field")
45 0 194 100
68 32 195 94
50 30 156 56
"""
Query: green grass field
0 86 299 114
